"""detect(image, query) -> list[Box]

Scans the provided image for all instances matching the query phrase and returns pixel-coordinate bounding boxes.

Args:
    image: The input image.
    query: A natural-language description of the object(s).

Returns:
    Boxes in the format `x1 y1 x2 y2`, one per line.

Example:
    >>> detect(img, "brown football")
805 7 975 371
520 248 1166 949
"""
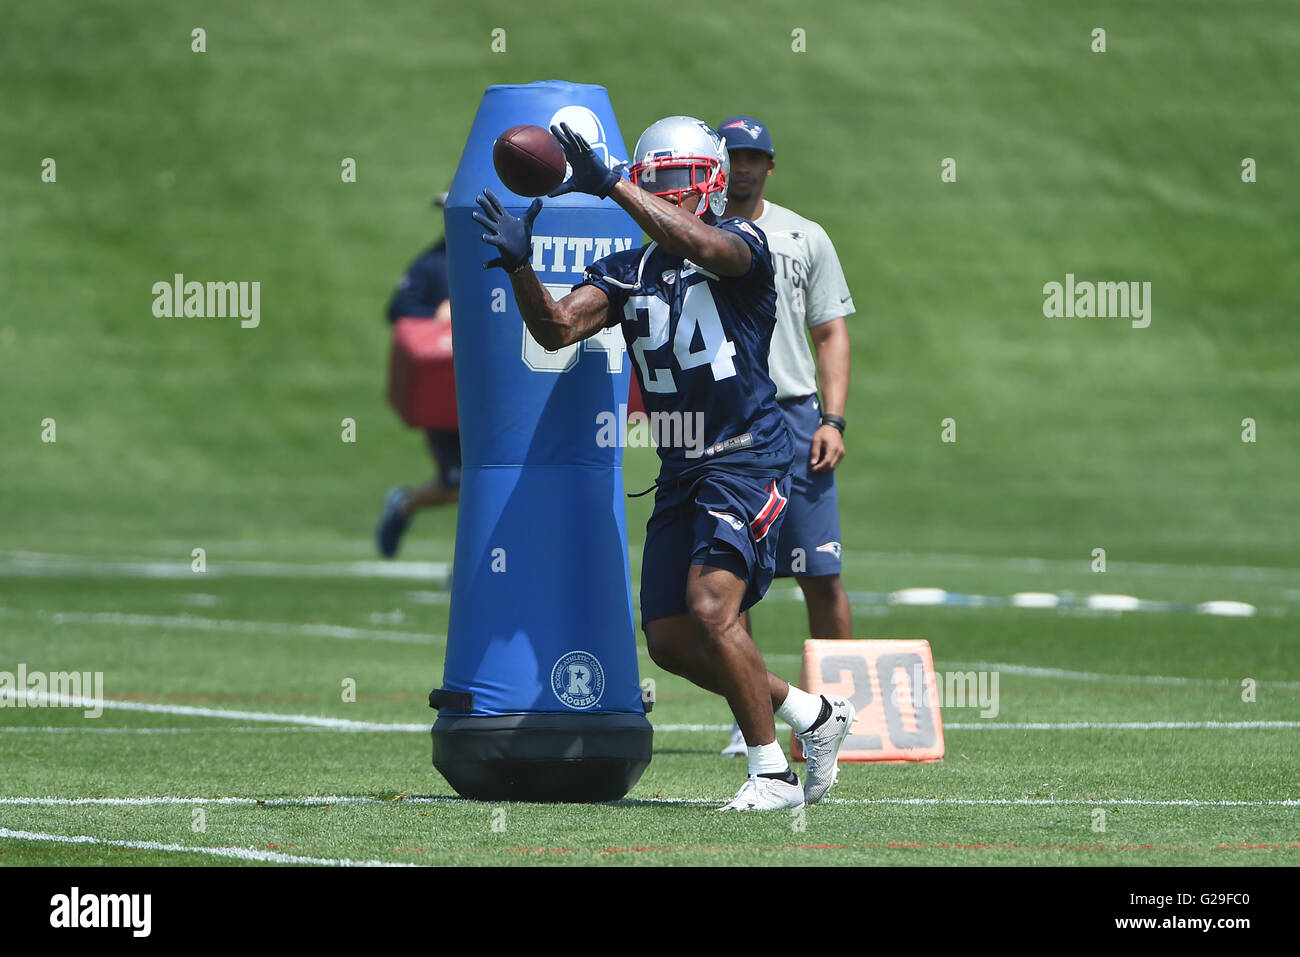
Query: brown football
492 124 567 197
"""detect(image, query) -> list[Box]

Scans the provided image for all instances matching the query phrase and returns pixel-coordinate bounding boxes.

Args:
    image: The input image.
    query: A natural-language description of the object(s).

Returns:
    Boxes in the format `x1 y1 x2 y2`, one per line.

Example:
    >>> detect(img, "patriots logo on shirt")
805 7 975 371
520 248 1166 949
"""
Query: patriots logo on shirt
661 270 677 285
721 119 763 141
735 221 761 242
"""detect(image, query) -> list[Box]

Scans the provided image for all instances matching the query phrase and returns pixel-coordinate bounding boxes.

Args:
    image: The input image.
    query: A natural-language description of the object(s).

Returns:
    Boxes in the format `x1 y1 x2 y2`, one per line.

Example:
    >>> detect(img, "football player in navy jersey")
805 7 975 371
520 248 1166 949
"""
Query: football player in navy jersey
474 117 855 811
715 117 857 759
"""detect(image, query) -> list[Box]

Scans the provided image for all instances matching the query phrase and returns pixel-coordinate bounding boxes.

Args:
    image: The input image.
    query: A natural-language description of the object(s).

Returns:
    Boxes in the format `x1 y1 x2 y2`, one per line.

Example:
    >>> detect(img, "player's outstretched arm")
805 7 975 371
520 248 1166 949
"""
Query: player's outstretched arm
473 190 611 349
548 122 751 278
510 274 611 350
607 178 751 278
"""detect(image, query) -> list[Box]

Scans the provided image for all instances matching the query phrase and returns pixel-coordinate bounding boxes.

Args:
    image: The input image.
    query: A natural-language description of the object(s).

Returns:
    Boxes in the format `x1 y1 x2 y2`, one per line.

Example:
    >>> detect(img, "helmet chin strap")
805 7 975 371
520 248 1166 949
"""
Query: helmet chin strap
689 163 724 219
708 168 727 218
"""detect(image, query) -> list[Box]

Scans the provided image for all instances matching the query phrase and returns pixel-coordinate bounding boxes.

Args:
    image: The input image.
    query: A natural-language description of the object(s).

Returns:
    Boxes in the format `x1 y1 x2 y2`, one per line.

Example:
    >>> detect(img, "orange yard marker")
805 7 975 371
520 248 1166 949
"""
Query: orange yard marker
791 640 945 763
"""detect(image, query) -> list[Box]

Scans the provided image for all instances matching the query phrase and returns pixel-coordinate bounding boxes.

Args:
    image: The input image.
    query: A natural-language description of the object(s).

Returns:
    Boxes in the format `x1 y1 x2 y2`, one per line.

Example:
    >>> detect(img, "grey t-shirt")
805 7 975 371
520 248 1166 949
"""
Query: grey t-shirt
753 200 855 401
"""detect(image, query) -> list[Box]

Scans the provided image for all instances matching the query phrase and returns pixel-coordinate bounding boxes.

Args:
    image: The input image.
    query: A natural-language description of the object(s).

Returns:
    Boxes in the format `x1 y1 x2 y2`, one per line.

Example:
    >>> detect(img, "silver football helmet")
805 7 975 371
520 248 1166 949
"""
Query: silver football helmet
628 116 730 218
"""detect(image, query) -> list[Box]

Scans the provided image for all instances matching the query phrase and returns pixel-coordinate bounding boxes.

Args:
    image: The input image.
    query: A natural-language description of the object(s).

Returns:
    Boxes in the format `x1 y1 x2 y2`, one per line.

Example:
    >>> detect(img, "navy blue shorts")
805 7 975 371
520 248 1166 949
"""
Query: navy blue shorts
425 430 461 489
773 395 842 578
640 466 792 625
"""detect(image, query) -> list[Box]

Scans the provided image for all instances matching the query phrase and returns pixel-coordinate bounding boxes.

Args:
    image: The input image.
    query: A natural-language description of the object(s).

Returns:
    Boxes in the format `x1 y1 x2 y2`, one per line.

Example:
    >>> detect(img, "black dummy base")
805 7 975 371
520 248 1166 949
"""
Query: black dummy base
431 711 653 802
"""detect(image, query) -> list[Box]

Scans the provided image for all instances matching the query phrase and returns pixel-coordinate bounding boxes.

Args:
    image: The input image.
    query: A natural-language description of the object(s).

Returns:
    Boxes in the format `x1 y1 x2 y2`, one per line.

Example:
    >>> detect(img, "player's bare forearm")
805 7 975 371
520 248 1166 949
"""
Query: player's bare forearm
509 268 611 350
811 317 851 417
609 179 750 277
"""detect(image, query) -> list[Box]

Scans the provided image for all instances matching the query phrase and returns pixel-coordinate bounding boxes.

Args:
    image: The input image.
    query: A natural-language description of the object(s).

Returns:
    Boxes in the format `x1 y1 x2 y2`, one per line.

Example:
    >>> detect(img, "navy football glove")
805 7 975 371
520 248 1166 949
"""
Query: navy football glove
548 122 626 199
473 189 542 272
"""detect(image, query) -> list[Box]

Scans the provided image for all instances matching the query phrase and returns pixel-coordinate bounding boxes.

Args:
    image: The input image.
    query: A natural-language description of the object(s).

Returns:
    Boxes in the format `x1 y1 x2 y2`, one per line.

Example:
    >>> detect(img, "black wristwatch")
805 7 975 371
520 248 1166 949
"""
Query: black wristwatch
820 413 847 434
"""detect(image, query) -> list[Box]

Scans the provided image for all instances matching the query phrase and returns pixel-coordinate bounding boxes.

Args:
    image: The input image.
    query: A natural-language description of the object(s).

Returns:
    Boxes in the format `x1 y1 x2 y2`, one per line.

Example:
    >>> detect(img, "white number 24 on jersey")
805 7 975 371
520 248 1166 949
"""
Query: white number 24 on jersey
625 284 737 394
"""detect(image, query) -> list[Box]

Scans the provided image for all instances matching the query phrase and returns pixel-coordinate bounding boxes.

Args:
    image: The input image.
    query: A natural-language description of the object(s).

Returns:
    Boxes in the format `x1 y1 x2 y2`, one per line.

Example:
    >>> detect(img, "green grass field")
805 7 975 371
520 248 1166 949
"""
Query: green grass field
2 0 1298 866
1 558 1297 865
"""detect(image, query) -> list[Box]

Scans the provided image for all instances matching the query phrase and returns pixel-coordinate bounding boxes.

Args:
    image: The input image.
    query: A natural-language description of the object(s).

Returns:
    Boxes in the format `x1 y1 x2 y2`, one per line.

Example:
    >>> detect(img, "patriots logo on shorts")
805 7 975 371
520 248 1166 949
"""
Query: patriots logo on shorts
708 509 746 532
816 541 842 559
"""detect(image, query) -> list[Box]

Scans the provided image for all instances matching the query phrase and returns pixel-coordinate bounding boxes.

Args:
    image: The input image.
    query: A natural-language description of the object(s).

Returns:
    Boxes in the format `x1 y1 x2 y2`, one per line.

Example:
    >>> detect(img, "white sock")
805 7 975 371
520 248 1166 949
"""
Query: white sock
776 686 824 733
746 741 789 776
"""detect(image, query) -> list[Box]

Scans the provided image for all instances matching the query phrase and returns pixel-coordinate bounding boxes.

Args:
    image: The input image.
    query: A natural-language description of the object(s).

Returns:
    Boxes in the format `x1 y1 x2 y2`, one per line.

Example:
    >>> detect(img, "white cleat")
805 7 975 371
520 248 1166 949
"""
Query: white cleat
721 722 747 757
718 774 805 812
796 694 857 804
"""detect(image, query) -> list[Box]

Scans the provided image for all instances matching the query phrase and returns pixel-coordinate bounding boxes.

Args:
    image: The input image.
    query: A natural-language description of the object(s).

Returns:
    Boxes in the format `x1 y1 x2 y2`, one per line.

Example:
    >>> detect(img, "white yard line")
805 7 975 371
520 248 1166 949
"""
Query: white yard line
0 690 430 732
942 661 1300 691
846 550 1300 583
146 539 395 557
821 797 1300 808
3 601 1288 670
630 796 1300 807
0 726 337 734
3 692 1297 736
655 721 1300 731
652 724 734 732
1 795 1295 809
0 551 448 581
0 796 408 806
943 720 1300 730
0 826 415 866
7 547 1295 584
0 607 442 645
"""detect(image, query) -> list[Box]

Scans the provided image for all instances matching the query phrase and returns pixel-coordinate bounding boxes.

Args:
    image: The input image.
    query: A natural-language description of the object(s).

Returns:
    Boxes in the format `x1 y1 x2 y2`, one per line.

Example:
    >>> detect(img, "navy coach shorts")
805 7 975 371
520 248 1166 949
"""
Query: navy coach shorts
640 465 792 625
425 430 462 489
773 395 843 578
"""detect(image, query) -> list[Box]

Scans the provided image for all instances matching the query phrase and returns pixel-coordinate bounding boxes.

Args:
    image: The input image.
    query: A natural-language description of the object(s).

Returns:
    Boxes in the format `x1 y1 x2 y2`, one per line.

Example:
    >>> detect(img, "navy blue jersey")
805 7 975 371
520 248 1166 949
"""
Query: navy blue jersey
386 238 449 322
575 218 793 481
